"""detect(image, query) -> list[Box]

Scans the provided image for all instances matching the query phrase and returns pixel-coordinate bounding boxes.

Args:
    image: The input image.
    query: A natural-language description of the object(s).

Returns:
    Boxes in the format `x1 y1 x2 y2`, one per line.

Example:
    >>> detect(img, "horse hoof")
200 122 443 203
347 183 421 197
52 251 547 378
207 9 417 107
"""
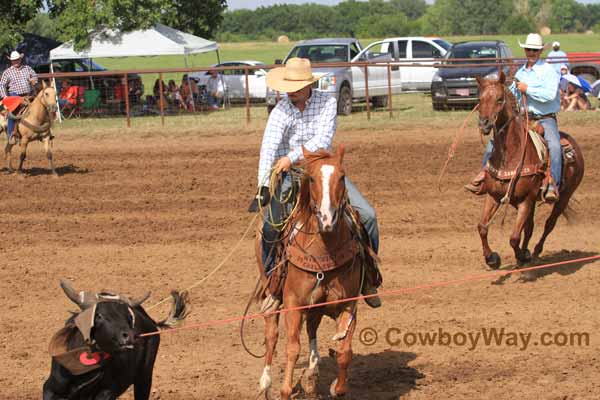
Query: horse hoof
329 378 347 397
517 249 532 266
485 252 501 269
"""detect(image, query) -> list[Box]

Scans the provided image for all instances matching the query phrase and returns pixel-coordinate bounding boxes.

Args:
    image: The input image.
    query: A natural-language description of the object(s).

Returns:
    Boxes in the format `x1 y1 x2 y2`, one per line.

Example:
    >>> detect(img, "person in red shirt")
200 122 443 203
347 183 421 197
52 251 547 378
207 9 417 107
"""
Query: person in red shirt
59 80 80 110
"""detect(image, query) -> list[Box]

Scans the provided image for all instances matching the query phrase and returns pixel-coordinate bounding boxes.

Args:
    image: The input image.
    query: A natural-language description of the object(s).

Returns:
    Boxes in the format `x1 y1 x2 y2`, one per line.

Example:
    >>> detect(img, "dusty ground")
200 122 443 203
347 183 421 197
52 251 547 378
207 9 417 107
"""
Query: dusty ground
0 121 598 400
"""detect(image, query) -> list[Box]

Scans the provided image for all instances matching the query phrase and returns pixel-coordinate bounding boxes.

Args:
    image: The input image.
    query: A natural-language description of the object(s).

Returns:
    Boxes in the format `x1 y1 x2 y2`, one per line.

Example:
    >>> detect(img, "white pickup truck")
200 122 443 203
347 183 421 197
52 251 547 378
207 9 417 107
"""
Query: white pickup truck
362 36 452 91
266 36 451 115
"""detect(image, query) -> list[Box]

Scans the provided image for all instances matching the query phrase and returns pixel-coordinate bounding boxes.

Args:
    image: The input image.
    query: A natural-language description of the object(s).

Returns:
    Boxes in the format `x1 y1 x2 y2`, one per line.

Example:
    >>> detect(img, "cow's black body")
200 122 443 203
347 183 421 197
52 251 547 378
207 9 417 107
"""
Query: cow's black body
43 301 161 400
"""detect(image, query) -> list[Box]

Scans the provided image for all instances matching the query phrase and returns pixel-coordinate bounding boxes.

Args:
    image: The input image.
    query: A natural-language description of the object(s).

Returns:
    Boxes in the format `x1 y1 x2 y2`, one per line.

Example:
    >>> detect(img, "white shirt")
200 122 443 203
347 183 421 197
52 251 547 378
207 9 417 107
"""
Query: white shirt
257 90 337 187
206 75 224 96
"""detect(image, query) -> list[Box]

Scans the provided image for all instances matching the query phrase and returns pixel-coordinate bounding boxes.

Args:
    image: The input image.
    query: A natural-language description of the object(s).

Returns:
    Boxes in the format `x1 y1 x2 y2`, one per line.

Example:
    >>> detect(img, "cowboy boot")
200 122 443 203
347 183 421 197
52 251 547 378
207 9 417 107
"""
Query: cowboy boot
545 184 559 203
464 170 487 195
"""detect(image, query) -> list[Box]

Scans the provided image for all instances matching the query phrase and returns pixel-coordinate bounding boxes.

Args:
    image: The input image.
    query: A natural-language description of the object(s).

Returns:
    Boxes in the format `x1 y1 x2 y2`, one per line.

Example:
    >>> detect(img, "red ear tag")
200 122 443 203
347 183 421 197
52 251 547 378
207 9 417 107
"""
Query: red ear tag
80 351 110 366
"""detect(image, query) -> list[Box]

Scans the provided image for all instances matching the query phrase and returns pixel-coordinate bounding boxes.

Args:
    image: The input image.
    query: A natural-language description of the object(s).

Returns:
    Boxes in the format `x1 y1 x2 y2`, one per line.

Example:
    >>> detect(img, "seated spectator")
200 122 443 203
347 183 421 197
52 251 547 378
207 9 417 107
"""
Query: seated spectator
58 79 80 111
153 78 167 102
561 75 591 111
129 79 143 105
113 77 126 102
180 75 195 111
167 79 184 109
205 70 225 110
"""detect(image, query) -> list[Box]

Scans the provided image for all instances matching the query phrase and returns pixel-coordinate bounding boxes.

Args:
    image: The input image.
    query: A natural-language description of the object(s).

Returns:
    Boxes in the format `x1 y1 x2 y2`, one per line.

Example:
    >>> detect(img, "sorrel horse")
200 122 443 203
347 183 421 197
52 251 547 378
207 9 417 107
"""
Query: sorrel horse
5 81 58 177
254 146 366 399
475 72 584 269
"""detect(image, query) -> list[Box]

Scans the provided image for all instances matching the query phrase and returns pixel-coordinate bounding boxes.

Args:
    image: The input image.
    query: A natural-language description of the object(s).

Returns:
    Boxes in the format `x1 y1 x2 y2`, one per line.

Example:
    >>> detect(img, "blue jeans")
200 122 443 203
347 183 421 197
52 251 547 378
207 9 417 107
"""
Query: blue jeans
262 173 379 274
207 94 219 108
481 117 562 188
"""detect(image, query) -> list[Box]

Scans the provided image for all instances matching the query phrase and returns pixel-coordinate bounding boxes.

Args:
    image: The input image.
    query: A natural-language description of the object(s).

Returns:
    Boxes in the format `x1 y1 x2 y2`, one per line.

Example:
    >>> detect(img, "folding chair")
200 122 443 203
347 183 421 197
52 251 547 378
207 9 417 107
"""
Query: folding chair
81 89 101 117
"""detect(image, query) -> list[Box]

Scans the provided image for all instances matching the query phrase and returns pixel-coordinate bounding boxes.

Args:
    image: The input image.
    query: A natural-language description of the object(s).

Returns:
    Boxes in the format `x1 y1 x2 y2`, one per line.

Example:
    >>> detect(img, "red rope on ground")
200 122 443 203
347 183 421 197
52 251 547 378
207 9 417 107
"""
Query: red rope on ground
138 254 600 338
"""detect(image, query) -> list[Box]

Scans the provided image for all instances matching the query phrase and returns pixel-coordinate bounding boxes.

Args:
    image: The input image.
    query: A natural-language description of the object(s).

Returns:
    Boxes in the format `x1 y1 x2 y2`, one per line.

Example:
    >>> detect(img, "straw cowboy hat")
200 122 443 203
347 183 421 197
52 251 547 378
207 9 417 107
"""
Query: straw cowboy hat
266 57 321 92
518 33 545 50
8 51 23 61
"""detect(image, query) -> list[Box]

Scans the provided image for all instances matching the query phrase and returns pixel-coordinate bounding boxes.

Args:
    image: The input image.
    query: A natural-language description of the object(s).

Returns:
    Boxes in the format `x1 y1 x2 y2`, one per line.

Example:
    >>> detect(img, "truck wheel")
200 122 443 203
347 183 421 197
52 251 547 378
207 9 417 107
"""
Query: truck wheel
337 86 352 116
432 101 445 111
373 96 389 108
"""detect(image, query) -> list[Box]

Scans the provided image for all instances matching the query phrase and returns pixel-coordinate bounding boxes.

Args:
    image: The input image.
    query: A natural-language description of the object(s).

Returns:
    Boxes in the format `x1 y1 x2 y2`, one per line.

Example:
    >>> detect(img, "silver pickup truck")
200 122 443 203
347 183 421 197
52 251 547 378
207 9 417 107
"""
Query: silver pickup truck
266 38 400 115
266 37 451 115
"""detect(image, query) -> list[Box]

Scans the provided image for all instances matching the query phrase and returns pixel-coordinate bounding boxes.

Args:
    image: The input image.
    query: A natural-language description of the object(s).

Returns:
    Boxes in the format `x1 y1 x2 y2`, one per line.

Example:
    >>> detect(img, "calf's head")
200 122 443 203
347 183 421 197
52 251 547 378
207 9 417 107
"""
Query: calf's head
61 280 150 353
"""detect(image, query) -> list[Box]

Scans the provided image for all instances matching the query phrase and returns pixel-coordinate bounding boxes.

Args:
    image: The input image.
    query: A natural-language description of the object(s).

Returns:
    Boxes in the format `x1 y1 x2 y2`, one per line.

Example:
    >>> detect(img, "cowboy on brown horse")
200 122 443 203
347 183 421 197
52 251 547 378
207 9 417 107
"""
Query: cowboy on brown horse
250 57 382 312
465 34 563 203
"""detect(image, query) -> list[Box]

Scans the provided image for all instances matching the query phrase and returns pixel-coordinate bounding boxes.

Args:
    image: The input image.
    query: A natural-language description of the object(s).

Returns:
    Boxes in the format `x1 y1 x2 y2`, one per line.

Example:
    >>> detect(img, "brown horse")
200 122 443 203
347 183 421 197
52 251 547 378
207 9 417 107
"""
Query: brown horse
5 81 58 177
255 146 366 399
475 73 584 269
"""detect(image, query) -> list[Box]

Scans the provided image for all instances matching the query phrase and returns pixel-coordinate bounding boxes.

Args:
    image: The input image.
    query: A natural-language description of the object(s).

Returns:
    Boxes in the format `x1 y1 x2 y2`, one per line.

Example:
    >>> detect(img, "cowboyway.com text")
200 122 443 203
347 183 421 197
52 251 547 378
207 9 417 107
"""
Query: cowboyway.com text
358 327 590 351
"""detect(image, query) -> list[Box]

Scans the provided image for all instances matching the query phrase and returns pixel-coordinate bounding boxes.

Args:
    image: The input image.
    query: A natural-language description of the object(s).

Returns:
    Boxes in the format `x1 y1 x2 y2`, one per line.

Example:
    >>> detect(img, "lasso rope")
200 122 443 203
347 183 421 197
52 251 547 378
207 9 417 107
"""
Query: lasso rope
146 213 258 311
437 103 480 191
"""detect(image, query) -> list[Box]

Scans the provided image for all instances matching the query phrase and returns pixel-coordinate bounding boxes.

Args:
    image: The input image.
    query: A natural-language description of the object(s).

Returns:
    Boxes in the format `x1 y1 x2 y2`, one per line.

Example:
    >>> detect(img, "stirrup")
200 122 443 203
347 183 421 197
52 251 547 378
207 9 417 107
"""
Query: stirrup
545 188 559 203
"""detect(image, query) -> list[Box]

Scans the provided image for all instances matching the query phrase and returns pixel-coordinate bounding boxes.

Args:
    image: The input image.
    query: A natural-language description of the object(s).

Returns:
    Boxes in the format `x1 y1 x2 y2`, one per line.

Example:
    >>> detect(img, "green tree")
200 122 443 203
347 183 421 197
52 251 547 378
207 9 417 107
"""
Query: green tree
25 12 60 40
0 0 42 52
422 0 512 35
390 0 427 19
161 0 227 39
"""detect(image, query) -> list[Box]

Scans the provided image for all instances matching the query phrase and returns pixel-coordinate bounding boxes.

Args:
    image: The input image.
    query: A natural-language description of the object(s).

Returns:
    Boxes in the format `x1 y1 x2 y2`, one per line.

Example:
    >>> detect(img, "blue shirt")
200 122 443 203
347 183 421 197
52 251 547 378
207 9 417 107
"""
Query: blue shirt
510 60 560 116
547 50 568 74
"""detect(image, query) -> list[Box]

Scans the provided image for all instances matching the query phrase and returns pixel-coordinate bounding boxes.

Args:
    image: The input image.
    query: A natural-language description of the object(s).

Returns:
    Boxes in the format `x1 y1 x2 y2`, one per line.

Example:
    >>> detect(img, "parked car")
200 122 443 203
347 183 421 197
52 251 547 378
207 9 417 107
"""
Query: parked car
430 40 513 110
367 36 451 91
190 60 268 101
267 38 404 115
267 37 451 115
37 59 144 105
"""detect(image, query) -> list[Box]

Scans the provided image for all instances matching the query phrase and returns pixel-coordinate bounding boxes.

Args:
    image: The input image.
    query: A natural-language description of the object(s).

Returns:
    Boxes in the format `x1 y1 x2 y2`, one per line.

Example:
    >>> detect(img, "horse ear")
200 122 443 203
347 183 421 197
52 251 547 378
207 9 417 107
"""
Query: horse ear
475 75 484 87
336 144 345 164
42 80 48 89
498 71 506 85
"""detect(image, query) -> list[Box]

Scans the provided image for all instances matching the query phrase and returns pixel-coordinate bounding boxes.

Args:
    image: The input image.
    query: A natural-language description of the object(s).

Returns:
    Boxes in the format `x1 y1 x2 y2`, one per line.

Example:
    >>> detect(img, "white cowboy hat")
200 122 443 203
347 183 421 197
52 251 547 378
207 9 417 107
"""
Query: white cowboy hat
8 51 23 61
266 58 321 93
552 41 560 48
562 73 581 88
518 33 545 50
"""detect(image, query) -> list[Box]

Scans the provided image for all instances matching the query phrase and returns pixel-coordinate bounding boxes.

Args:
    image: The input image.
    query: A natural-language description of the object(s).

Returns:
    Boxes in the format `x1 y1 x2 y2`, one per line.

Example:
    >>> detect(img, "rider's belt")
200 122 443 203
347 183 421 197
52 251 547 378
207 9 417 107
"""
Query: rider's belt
528 112 556 121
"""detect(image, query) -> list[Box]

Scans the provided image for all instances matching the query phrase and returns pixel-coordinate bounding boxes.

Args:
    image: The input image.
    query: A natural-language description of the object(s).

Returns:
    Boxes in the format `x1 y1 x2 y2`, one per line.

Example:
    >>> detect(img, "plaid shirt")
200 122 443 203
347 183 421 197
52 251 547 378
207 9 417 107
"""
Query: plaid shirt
0 65 37 98
258 90 337 187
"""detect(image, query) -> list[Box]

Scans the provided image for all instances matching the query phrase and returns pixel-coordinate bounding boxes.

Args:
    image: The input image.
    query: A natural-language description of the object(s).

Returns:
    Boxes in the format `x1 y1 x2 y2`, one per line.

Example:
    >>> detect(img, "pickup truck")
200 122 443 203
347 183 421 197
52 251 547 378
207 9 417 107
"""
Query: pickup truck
266 36 451 115
568 52 600 83
267 38 394 115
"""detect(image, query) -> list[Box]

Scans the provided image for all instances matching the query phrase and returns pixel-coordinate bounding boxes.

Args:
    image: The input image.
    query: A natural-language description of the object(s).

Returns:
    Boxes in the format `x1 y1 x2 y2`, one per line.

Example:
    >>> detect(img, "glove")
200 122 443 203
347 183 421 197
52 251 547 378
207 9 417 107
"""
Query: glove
248 186 270 213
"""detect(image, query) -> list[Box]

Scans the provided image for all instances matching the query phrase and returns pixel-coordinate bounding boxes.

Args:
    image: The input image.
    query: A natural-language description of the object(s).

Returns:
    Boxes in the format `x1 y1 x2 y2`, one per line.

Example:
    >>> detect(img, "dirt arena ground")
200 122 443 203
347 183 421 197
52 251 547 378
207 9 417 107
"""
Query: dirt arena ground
1 121 598 399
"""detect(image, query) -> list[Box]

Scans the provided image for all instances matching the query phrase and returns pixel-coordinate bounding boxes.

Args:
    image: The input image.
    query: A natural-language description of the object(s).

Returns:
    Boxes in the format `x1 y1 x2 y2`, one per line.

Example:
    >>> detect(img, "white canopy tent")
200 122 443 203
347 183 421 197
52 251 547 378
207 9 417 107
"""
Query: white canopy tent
50 23 219 61
49 23 220 118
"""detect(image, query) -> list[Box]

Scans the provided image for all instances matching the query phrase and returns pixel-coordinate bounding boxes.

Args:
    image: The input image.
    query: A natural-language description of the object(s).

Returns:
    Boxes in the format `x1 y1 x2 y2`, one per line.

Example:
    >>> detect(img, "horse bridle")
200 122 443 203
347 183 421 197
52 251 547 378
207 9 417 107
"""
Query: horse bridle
480 85 515 138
